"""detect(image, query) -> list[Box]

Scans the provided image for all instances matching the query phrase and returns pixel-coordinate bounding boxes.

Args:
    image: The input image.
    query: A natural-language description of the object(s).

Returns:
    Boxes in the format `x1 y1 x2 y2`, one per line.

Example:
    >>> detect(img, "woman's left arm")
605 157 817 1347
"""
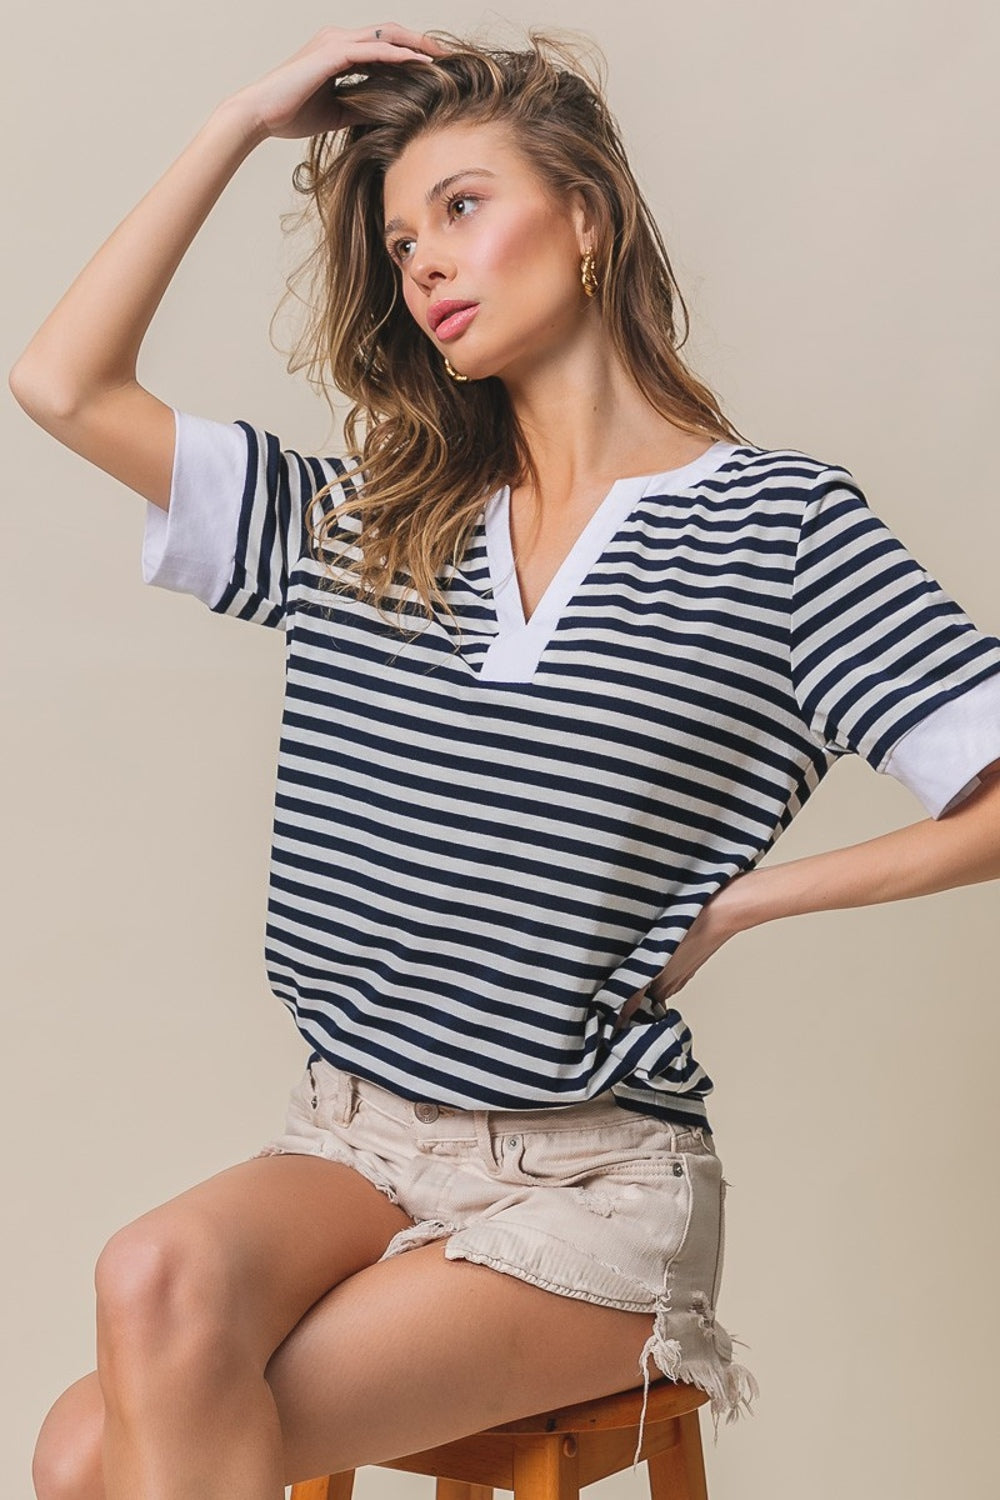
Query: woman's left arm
648 759 1000 1003
726 757 1000 932
649 456 1000 1005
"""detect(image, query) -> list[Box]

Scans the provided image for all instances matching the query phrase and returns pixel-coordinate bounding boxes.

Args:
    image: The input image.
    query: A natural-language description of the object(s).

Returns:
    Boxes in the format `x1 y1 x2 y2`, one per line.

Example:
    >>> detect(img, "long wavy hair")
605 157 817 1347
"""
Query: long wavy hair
274 26 752 637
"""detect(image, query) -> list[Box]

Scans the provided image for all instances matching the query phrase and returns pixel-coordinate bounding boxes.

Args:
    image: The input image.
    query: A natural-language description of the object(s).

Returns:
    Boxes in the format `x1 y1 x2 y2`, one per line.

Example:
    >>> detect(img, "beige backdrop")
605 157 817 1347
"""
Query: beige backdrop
3 3 998 1497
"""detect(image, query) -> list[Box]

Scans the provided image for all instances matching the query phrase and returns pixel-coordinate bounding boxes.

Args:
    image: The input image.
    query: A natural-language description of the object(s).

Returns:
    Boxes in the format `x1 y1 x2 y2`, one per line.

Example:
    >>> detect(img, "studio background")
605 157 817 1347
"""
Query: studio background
3 3 997 1497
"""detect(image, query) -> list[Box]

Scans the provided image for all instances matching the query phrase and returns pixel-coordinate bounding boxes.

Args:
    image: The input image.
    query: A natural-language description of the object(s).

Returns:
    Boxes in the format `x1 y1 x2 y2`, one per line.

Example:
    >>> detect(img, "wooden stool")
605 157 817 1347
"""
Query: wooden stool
290 1376 710 1500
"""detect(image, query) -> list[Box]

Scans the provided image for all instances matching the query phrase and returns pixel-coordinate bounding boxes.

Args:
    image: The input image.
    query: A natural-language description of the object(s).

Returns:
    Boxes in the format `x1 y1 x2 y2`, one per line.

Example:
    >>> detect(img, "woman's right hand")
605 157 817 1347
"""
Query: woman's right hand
229 21 453 141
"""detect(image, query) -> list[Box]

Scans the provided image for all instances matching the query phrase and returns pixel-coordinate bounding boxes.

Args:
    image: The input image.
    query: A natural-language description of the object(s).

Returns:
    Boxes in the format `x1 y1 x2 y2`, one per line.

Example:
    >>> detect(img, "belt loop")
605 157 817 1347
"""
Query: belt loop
474 1111 504 1176
317 1062 357 1126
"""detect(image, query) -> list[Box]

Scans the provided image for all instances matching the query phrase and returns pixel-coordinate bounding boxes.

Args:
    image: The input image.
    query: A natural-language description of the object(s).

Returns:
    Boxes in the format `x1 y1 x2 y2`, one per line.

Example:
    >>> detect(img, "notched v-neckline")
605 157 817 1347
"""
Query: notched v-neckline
477 440 738 684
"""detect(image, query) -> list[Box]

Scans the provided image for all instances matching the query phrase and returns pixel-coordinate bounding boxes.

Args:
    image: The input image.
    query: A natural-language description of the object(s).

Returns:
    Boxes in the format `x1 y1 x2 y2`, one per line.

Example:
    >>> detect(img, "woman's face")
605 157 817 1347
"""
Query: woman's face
382 119 593 384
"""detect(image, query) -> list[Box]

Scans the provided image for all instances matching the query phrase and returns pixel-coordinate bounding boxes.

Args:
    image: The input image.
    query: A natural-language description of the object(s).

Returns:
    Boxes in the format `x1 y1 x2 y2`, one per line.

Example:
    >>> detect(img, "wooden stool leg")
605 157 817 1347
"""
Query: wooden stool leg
646 1410 708 1500
512 1432 580 1500
438 1483 495 1500
291 1471 357 1500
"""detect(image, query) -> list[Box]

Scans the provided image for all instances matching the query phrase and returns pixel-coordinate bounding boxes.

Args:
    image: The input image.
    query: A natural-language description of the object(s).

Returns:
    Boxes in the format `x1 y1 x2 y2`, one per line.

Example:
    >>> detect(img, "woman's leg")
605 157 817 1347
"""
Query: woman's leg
33 1232 662 1498
34 1235 659 1499
31 1375 104 1500
32 1151 414 1500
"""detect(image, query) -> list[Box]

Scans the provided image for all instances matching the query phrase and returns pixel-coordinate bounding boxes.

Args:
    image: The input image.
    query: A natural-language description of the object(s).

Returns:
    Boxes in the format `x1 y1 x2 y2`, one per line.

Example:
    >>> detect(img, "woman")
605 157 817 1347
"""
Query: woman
12 21 1000 1500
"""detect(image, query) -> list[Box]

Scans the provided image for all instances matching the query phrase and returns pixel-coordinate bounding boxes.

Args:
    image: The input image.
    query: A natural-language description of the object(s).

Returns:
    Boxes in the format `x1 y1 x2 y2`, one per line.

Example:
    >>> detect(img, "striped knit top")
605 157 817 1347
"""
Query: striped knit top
141 409 1000 1133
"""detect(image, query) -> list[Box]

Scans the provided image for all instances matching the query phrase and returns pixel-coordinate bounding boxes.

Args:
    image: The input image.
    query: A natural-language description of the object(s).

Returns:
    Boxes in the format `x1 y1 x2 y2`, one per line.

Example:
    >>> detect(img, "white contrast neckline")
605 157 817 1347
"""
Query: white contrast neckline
478 440 738 683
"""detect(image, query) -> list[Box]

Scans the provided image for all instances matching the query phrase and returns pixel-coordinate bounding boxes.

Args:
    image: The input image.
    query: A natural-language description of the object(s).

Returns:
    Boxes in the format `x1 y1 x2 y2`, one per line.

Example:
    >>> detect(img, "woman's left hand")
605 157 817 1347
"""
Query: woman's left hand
647 884 743 1002
617 876 753 1026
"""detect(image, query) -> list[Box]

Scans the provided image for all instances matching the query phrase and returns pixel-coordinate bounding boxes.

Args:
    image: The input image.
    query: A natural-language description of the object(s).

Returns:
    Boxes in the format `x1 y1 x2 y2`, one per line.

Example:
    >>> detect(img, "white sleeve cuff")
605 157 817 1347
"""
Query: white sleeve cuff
141 408 248 608
881 672 1000 818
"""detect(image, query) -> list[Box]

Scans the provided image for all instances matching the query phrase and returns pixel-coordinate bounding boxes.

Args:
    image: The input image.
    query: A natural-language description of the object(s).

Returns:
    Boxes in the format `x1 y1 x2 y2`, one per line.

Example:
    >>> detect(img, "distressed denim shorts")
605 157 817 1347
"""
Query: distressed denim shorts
250 1056 759 1462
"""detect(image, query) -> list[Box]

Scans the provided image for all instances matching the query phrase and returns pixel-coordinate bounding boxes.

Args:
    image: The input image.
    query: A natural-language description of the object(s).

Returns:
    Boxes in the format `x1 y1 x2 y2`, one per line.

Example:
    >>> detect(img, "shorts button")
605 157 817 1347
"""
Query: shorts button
673 1161 684 1176
414 1102 439 1122
506 1135 520 1148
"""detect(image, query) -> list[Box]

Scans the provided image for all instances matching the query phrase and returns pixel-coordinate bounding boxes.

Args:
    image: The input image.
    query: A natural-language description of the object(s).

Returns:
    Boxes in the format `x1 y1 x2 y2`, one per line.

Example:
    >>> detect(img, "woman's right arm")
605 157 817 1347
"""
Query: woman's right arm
7 23 450 511
7 100 266 511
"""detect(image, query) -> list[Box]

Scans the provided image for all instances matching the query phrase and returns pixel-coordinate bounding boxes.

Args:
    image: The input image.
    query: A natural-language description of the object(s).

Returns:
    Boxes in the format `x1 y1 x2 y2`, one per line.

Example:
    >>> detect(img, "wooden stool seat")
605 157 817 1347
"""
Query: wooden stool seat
291 1376 711 1500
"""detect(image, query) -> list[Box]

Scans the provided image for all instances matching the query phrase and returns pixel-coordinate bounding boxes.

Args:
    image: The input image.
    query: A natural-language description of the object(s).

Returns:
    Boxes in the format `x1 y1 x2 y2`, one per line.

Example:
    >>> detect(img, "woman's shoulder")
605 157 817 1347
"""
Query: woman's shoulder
706 440 861 519
717 439 850 484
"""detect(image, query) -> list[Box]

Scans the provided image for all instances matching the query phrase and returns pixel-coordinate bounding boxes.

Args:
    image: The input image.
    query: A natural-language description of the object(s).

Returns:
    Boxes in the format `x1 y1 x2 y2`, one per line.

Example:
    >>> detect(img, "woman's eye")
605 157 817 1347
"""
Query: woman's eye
389 194 480 264
448 193 478 217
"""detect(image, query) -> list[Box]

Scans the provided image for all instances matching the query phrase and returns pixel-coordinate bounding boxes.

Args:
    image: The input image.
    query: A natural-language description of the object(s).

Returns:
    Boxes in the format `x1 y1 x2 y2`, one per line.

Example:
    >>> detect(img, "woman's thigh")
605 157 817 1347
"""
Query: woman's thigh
265 1235 657 1485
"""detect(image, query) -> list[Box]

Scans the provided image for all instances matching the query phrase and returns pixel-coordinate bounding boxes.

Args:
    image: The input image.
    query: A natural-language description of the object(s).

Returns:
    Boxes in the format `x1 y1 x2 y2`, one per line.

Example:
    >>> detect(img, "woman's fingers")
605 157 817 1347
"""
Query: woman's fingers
234 24 454 141
351 21 454 56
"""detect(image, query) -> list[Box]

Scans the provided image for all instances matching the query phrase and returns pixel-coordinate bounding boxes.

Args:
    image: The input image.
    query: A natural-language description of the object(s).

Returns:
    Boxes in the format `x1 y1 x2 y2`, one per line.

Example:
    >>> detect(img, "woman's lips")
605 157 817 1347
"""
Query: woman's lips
435 304 480 340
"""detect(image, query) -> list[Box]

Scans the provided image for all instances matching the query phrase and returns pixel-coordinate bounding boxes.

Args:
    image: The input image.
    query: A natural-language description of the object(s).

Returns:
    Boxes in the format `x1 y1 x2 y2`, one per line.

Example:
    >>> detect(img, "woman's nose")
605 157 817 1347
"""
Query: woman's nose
408 239 456 288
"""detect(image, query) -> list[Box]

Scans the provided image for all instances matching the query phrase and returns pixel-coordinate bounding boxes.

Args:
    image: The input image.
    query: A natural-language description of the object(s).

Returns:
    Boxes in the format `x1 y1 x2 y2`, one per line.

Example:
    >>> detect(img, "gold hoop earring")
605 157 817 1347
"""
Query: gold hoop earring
581 249 599 298
443 356 470 383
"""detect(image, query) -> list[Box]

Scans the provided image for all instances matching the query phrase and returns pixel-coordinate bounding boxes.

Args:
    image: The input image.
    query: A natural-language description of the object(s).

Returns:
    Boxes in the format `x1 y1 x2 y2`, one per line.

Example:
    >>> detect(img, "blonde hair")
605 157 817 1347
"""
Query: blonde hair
275 26 752 637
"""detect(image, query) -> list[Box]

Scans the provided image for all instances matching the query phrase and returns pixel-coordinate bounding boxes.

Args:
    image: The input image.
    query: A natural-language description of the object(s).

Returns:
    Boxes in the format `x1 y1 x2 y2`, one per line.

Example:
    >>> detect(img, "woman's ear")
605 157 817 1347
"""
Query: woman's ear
568 188 597 257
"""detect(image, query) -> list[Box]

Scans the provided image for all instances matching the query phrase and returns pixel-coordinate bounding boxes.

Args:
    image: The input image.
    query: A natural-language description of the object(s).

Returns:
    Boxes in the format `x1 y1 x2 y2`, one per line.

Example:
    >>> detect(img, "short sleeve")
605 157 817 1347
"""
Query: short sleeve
789 464 1000 819
141 407 356 629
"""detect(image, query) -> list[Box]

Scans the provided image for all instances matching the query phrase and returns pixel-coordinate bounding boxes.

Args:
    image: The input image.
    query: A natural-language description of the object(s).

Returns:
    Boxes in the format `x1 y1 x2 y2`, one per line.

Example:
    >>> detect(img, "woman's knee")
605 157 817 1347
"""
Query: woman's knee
32 1373 104 1500
93 1216 242 1360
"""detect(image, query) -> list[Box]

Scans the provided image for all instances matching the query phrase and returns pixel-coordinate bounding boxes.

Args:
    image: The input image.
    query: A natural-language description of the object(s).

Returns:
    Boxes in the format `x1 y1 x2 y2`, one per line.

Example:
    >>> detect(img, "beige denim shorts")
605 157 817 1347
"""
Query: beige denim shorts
250 1056 759 1462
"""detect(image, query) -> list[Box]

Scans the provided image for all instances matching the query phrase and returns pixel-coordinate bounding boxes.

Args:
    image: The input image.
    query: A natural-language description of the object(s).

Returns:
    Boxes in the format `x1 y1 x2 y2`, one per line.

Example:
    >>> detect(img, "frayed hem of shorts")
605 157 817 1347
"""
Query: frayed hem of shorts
377 1216 467 1260
630 1288 760 1471
249 1141 400 1206
440 1237 654 1311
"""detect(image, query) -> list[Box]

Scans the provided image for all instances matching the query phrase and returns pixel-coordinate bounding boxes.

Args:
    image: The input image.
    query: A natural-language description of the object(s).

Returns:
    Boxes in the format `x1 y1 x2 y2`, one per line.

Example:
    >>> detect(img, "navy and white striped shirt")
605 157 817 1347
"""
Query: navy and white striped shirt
142 410 1000 1133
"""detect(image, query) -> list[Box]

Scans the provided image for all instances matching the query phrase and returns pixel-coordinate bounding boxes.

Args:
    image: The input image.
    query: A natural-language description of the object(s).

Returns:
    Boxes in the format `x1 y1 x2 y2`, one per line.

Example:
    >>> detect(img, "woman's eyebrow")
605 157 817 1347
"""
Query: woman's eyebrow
383 168 497 240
